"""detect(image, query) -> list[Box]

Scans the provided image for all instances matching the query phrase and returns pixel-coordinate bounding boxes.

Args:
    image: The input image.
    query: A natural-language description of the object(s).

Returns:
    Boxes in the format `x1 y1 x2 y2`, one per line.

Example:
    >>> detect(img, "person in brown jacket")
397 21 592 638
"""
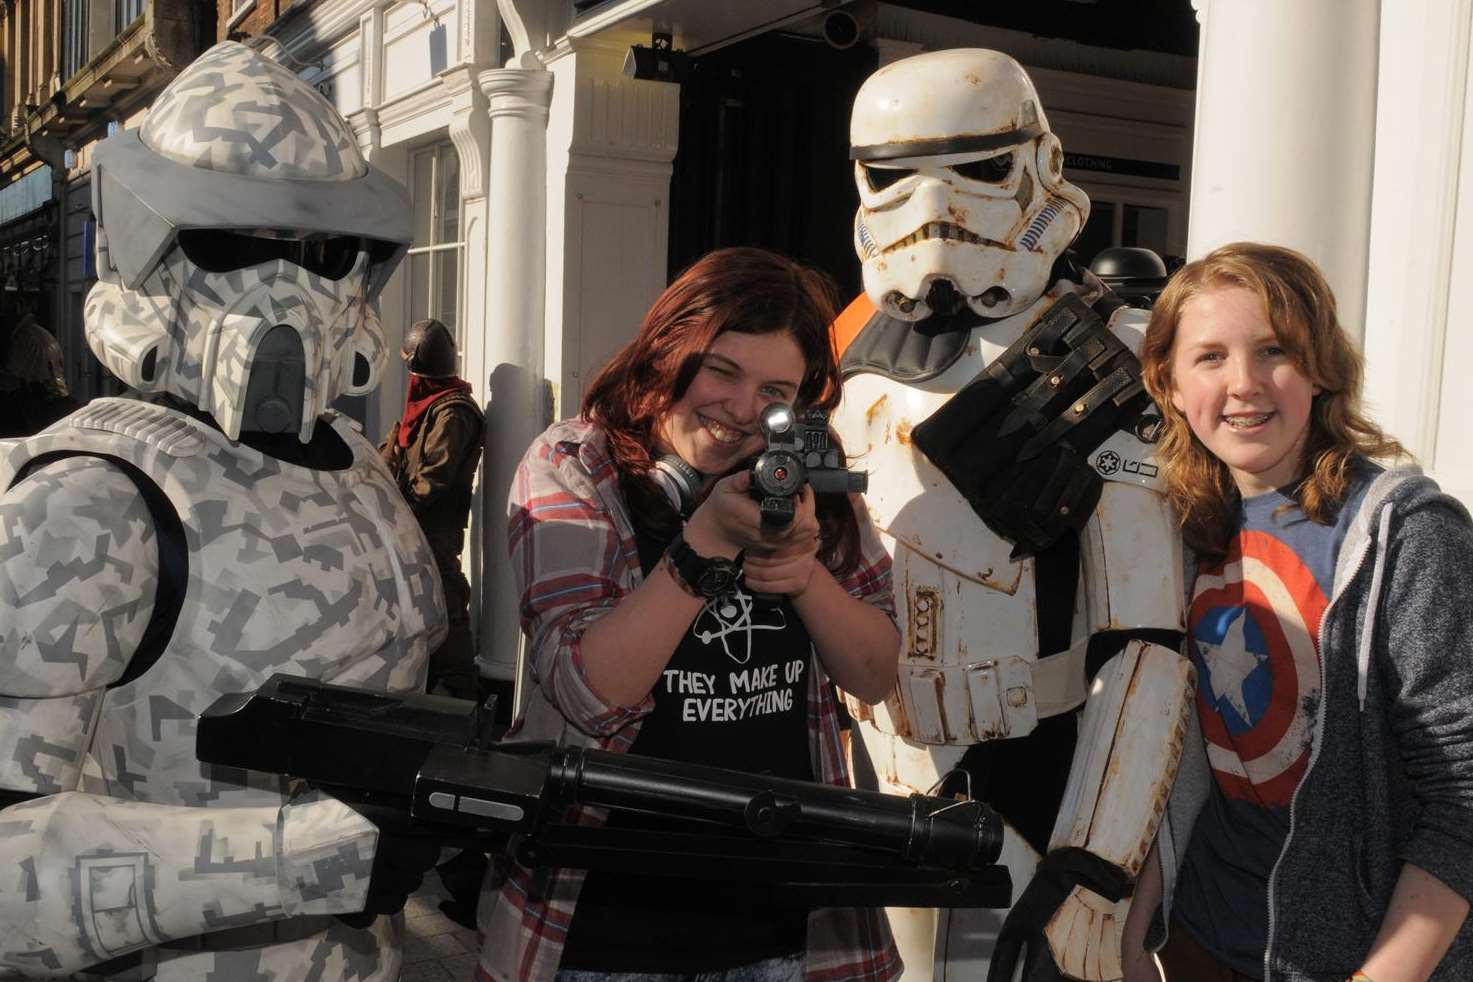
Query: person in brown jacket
379 318 485 700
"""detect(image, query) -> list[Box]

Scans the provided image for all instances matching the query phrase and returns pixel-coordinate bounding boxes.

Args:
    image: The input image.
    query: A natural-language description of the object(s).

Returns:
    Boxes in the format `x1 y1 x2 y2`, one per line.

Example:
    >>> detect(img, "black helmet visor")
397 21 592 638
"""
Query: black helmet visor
92 129 411 299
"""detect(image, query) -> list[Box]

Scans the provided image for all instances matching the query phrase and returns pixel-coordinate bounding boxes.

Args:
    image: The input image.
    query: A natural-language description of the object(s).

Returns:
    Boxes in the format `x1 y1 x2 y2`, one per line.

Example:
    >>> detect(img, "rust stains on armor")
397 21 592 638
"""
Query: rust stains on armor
865 393 889 426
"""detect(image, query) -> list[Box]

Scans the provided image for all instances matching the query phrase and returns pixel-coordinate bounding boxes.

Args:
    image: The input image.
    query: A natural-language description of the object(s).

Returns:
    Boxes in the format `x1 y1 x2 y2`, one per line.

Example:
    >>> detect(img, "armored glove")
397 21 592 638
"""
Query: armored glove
985 847 1132 982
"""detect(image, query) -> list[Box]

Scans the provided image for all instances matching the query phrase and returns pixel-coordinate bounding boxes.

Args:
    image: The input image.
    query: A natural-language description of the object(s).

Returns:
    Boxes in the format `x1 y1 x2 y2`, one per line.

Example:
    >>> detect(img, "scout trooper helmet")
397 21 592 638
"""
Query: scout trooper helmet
84 40 411 441
850 48 1090 321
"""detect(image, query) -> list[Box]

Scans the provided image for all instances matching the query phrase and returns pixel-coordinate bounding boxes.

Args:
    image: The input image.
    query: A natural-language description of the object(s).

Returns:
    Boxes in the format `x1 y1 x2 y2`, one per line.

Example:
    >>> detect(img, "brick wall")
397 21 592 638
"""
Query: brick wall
220 0 298 42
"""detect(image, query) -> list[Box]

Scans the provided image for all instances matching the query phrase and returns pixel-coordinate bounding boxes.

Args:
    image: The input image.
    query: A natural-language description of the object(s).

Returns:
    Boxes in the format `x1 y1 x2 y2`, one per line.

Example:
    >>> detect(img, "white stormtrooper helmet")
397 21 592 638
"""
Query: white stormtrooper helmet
850 48 1090 321
85 40 411 441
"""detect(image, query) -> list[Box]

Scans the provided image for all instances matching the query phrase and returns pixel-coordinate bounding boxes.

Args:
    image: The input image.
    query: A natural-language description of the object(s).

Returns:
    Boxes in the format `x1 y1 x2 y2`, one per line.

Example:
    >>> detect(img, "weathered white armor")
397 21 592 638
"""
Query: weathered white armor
836 49 1194 982
0 39 436 981
850 49 1090 322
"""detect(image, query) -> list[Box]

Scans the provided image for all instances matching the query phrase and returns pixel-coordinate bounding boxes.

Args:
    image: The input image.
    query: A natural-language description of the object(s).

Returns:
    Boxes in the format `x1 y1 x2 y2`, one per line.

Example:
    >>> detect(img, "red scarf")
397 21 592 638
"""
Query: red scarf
398 374 473 448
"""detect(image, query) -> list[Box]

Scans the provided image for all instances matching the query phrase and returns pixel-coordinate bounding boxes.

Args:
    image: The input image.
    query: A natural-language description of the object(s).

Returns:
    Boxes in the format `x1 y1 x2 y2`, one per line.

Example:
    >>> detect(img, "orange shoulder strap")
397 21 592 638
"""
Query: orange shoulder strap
830 293 879 361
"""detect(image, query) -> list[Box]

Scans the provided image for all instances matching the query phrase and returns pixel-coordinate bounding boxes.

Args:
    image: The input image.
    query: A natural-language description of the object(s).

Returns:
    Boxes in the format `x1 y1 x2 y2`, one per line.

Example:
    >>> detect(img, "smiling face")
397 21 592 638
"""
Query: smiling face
1168 285 1320 497
657 329 806 477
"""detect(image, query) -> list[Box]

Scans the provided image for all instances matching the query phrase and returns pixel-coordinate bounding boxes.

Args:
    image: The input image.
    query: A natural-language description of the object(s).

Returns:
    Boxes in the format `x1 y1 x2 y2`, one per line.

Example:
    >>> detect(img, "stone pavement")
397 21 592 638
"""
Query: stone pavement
401 867 483 981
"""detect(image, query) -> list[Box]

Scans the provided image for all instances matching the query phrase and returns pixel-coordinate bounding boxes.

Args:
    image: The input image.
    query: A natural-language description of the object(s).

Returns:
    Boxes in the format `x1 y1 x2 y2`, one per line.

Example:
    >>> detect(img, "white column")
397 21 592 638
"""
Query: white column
1362 1 1473 504
444 63 494 677
542 36 679 420
1187 0 1379 338
478 66 555 683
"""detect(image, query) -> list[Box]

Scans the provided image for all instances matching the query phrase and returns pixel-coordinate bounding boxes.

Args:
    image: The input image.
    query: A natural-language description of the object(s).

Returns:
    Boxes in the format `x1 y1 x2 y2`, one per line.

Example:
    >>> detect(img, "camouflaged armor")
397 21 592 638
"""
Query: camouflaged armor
0 398 445 980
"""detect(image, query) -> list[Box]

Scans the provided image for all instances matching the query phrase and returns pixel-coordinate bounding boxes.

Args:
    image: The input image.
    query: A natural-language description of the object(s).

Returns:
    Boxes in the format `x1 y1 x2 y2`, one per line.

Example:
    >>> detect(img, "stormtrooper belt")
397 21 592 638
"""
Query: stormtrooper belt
908 291 1149 558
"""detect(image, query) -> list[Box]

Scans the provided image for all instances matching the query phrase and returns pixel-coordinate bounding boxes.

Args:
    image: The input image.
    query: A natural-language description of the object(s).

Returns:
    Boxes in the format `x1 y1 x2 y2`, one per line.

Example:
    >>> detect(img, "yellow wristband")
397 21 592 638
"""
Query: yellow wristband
1348 972 1375 982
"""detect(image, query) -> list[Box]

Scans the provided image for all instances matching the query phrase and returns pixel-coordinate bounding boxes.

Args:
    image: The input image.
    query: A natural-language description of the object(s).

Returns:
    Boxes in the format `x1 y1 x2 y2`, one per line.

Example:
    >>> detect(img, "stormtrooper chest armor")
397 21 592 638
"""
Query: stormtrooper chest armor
10 398 443 809
833 291 1171 748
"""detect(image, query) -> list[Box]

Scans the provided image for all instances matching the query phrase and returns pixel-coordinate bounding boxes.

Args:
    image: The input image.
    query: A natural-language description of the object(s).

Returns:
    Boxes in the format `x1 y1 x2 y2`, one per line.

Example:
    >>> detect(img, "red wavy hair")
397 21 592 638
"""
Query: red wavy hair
1140 242 1406 558
581 247 860 572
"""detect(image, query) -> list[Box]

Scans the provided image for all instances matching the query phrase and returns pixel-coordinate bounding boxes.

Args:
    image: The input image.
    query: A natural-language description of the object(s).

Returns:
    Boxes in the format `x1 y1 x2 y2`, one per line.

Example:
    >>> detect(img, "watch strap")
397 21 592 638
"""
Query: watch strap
664 529 741 599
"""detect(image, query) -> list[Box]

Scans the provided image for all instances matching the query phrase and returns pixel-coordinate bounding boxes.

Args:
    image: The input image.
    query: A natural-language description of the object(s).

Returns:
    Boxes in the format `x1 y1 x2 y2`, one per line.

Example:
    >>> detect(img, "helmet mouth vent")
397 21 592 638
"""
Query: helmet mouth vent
925 280 964 317
977 287 1011 309
884 291 918 315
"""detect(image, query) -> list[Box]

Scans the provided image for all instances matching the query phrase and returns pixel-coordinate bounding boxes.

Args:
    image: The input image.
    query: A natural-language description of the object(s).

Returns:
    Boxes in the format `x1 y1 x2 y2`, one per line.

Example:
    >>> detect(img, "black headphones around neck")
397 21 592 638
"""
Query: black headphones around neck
652 454 704 517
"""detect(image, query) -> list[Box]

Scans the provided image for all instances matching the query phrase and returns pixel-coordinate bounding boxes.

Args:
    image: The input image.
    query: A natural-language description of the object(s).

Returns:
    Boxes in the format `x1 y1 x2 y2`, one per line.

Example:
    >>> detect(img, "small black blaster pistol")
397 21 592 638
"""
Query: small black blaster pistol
749 404 868 527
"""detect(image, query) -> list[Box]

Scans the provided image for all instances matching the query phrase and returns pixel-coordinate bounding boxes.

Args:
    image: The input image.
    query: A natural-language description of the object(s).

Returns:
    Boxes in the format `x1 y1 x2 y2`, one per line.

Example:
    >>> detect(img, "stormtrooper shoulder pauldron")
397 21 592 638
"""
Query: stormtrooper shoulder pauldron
0 401 193 700
886 292 1161 558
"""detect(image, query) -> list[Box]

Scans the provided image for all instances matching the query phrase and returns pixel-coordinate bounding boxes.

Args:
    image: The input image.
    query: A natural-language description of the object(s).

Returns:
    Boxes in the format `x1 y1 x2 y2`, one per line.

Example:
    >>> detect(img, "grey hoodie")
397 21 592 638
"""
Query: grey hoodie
1150 467 1473 981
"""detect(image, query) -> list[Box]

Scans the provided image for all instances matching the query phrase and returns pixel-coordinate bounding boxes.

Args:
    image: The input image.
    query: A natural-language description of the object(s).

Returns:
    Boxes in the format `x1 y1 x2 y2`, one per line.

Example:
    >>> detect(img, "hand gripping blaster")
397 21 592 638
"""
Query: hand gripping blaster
197 675 1011 908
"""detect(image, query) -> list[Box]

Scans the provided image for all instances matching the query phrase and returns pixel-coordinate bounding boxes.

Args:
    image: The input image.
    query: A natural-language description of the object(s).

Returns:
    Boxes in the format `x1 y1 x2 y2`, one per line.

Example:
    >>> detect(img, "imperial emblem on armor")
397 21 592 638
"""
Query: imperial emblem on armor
831 48 1196 982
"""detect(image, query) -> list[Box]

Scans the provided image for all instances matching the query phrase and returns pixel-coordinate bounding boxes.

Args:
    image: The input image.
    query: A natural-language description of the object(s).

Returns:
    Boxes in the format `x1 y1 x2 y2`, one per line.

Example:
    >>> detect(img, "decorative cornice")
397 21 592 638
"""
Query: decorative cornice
269 0 382 59
376 75 451 143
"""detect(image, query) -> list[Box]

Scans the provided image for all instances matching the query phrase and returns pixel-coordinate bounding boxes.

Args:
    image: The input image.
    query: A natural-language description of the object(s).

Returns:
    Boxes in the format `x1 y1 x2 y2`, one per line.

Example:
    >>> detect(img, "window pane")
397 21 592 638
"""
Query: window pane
408 252 430 322
411 147 435 247
433 248 459 338
64 0 88 79
115 0 143 29
437 144 460 246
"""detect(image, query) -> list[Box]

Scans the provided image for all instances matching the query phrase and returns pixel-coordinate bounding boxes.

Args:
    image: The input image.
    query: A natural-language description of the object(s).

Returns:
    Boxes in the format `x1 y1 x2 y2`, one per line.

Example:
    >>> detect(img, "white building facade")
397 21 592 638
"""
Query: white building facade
1189 0 1473 505
264 0 1473 686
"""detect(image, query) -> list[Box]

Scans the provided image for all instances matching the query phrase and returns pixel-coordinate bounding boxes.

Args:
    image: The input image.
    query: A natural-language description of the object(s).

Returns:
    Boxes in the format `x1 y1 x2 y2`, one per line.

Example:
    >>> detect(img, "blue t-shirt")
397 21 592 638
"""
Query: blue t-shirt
1174 473 1372 977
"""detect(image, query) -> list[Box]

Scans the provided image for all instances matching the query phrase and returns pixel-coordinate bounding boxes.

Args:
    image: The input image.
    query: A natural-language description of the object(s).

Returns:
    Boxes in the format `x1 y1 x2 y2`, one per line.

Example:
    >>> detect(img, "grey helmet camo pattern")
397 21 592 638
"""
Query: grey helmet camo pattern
85 40 411 442
141 41 365 182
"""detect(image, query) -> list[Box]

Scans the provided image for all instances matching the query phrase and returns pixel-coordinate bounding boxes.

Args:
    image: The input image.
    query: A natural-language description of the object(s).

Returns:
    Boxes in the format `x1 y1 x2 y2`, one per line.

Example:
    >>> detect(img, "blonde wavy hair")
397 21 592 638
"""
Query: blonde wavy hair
1139 242 1405 558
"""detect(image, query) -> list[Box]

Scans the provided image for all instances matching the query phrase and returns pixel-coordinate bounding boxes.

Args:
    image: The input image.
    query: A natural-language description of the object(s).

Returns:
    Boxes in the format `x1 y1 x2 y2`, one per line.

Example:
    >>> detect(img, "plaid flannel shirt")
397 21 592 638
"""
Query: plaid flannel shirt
477 418 902 982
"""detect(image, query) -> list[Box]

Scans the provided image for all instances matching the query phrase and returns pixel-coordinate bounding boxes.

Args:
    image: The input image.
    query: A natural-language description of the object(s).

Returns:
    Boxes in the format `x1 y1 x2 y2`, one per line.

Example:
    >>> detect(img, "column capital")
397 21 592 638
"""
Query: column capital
479 68 555 121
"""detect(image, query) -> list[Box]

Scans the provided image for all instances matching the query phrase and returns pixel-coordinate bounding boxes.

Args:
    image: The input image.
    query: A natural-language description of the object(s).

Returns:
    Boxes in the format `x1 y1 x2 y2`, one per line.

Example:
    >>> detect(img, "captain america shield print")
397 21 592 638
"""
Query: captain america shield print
1188 528 1325 808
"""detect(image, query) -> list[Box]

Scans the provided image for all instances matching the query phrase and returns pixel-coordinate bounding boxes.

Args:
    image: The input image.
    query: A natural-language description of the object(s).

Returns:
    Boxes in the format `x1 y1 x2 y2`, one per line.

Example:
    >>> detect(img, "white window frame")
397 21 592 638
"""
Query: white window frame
406 140 466 364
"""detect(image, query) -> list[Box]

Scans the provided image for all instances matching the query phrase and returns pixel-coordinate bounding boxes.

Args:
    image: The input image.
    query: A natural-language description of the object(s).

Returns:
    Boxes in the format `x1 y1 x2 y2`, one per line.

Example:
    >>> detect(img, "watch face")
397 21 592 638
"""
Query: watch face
695 562 738 598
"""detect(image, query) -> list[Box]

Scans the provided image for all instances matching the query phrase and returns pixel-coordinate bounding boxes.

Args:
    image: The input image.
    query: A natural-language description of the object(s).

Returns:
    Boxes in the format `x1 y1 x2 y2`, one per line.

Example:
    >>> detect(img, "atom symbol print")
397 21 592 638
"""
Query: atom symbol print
1188 530 1326 809
692 582 787 665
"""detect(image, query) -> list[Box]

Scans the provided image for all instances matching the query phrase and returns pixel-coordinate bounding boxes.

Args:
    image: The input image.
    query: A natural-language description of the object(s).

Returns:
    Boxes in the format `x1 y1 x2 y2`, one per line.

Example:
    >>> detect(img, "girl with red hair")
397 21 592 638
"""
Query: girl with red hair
478 247 902 982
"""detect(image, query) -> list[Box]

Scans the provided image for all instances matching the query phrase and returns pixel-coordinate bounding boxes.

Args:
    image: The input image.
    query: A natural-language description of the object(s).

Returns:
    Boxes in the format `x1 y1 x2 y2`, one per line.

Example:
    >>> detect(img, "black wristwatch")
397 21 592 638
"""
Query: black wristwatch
664 530 742 599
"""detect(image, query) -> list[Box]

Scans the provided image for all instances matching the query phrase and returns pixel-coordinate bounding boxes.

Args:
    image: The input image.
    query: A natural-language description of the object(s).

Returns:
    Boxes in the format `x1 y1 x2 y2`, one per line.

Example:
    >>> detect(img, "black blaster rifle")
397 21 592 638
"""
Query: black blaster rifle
197 674 1011 908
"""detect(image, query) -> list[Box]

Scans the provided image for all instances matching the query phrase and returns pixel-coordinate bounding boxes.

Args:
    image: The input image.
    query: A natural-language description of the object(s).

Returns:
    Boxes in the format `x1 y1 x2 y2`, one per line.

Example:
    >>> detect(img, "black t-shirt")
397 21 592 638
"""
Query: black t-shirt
559 521 816 972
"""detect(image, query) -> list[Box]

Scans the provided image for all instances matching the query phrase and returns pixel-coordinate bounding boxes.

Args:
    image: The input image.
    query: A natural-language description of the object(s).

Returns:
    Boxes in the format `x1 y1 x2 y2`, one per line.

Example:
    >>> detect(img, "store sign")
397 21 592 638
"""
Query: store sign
1063 153 1180 182
0 166 53 224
